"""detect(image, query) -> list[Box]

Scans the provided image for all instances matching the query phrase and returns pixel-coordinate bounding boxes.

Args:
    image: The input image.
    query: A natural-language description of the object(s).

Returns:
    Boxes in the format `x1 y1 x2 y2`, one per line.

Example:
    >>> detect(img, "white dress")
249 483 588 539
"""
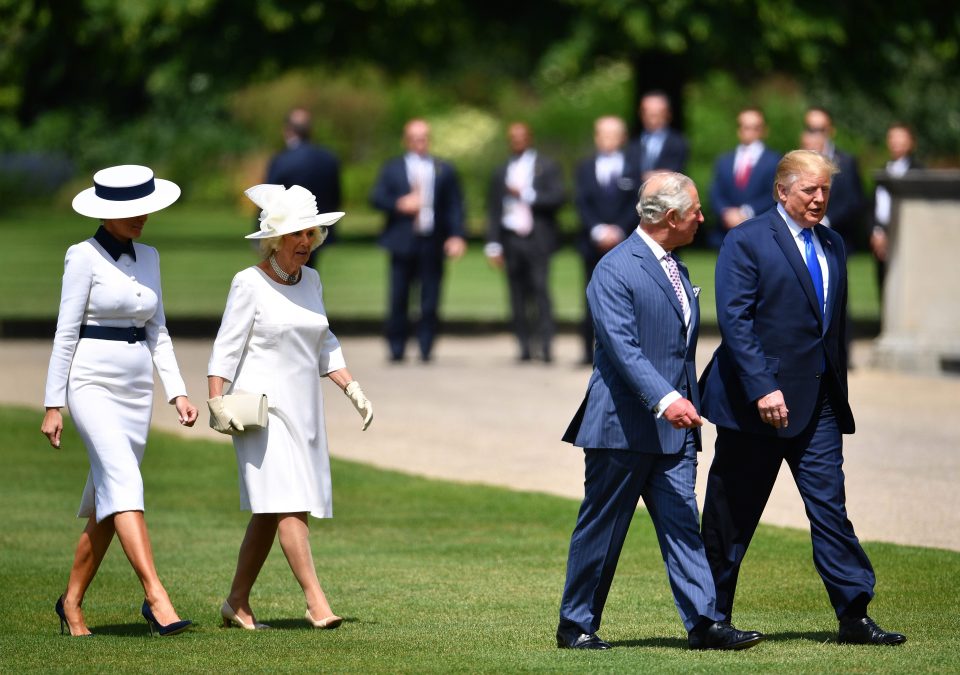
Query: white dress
44 238 187 523
207 266 346 518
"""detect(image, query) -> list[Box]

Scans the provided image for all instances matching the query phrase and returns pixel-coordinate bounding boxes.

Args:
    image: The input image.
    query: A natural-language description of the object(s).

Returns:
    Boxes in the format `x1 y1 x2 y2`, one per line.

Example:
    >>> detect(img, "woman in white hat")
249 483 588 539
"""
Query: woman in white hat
41 165 198 637
207 184 373 631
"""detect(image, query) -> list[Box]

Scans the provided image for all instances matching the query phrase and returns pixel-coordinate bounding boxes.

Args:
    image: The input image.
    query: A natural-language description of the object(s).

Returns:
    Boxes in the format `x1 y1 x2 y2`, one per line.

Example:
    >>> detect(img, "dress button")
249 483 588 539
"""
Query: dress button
135 291 141 297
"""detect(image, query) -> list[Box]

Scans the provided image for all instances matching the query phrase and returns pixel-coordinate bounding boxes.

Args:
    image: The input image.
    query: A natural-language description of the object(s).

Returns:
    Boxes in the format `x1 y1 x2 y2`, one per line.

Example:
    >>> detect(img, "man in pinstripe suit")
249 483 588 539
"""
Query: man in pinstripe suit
556 173 763 651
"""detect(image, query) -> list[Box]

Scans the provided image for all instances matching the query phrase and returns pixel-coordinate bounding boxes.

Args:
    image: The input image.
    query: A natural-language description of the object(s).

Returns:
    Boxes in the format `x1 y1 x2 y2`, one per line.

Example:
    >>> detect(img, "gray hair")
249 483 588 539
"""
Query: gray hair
636 172 694 225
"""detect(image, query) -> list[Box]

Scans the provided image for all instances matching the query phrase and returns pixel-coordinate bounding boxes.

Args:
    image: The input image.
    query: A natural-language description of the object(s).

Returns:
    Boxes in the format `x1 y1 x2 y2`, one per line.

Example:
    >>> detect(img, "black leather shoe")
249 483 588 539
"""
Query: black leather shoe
556 631 611 650
688 621 765 650
838 616 906 645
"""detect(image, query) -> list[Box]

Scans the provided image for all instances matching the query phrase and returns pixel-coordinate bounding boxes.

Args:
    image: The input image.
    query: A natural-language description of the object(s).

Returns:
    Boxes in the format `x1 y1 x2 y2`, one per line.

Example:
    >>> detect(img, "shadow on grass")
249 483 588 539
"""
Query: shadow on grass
87 623 166 638
610 630 836 650
609 636 689 649
765 630 836 644
249 616 367 631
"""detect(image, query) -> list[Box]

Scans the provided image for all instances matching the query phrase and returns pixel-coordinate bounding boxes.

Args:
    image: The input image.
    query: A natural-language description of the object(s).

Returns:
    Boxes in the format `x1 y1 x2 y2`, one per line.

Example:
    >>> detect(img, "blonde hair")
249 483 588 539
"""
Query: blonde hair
257 227 327 258
773 150 839 200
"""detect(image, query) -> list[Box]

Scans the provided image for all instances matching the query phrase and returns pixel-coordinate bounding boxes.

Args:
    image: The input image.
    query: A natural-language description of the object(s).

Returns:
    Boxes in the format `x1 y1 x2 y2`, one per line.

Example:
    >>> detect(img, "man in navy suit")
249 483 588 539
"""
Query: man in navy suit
708 108 781 248
574 116 641 365
800 107 865 252
266 108 342 267
370 118 466 363
556 172 763 651
627 90 689 180
699 150 906 646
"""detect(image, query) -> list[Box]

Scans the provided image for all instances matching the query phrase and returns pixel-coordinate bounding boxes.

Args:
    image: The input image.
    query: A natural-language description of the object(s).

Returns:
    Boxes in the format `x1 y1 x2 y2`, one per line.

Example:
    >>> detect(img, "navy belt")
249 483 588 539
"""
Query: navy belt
78 325 146 343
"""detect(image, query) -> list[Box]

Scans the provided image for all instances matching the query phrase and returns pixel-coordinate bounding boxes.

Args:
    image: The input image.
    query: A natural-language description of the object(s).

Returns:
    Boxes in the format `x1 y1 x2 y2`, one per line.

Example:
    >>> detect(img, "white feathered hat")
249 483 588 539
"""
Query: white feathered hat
244 184 344 239
72 165 181 219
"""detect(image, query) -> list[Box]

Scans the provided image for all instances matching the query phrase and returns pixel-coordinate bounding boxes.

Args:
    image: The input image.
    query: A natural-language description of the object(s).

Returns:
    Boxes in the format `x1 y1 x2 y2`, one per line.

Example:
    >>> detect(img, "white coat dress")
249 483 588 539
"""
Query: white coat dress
207 266 346 518
44 236 187 523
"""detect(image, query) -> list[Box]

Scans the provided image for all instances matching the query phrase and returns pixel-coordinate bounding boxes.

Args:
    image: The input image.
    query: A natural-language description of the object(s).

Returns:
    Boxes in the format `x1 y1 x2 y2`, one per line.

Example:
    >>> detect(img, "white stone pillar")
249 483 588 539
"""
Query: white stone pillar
872 169 960 374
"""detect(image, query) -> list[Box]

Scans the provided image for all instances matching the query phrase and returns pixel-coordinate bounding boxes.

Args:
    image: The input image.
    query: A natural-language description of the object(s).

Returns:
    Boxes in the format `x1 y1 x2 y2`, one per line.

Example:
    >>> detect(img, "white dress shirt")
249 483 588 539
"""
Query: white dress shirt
777 203 829 315
636 228 691 417
405 152 435 234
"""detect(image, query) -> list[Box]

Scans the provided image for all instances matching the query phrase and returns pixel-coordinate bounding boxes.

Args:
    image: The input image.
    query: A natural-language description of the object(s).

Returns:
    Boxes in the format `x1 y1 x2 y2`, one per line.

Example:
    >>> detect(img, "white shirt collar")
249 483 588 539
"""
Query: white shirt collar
777 203 814 240
636 226 668 260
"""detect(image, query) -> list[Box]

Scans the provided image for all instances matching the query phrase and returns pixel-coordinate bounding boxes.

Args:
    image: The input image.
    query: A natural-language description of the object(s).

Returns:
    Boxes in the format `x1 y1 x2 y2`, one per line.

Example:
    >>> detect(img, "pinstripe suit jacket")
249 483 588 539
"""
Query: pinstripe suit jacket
563 231 701 453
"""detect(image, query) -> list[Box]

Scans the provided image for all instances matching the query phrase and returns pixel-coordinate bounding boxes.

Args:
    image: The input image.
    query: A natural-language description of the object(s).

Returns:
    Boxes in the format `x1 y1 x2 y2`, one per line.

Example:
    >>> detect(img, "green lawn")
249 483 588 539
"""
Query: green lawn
0 405 953 672
1 205 880 326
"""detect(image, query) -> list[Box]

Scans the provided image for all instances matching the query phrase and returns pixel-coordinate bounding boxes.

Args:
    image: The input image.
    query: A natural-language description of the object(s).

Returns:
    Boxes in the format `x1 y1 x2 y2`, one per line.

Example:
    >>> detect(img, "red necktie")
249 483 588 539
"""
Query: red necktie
735 159 752 189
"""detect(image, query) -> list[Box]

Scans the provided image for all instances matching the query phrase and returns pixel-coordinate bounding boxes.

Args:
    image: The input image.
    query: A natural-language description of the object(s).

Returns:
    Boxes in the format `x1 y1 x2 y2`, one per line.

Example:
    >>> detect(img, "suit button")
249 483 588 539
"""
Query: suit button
815 373 822 379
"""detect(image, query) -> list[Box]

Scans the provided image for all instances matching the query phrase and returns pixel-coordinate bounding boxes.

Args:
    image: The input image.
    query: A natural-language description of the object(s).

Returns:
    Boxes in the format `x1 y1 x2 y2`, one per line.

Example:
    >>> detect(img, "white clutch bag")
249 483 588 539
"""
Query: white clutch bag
222 392 269 430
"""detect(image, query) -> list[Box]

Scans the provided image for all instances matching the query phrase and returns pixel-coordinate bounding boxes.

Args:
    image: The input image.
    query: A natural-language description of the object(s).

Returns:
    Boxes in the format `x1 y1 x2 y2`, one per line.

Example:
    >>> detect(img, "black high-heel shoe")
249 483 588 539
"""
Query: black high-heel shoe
55 596 93 637
141 601 192 637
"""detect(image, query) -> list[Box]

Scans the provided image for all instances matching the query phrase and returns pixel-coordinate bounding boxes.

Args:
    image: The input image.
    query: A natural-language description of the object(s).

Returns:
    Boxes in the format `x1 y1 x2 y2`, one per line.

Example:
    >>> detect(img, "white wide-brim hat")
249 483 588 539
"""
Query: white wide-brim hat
72 165 181 219
244 184 344 239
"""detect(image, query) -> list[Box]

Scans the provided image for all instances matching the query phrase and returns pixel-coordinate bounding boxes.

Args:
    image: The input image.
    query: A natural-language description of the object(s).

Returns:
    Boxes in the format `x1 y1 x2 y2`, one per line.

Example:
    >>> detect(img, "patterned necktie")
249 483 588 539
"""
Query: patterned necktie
663 253 689 316
801 229 825 315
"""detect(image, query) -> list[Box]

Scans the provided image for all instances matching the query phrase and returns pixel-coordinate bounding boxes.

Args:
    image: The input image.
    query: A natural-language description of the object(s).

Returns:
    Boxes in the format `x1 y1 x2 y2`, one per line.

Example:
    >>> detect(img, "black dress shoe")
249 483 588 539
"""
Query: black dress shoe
556 631 611 650
838 616 906 645
688 621 765 650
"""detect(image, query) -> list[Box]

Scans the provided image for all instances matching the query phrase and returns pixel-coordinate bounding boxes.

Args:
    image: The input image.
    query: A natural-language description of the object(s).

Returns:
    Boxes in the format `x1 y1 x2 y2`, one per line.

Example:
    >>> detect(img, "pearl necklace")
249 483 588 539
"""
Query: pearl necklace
269 254 300 284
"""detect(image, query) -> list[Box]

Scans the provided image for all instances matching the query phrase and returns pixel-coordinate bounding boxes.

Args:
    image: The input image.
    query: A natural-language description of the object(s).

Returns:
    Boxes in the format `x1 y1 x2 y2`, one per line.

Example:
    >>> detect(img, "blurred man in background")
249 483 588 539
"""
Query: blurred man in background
800 106 865 253
370 119 466 363
266 107 342 268
869 123 923 303
628 90 689 181
574 116 641 365
485 122 566 363
708 108 780 248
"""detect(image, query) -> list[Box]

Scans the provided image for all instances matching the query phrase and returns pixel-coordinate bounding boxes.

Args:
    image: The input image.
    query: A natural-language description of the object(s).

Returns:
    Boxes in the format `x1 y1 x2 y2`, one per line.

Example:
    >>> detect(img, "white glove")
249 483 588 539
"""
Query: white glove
344 381 373 431
207 396 245 435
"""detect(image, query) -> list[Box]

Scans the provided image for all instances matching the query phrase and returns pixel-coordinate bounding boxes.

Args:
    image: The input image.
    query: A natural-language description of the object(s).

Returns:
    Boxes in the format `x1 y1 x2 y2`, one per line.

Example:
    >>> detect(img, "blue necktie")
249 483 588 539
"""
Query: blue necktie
801 229 825 316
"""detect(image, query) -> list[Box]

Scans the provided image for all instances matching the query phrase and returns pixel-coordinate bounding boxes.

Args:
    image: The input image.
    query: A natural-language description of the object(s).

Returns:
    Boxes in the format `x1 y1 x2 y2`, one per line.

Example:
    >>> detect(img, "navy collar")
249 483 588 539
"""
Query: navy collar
94 225 136 261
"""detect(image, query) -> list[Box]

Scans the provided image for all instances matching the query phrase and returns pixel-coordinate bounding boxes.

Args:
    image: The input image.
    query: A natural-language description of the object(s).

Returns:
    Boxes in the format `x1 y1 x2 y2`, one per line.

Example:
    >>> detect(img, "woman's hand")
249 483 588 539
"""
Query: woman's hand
207 396 244 434
344 381 374 430
174 396 199 427
41 408 64 448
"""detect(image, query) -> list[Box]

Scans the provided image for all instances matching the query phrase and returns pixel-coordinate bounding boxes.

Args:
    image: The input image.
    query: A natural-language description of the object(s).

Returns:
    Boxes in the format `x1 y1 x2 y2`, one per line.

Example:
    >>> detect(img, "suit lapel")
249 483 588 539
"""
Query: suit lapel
770 213 824 329
631 235 684 323
817 224 841 332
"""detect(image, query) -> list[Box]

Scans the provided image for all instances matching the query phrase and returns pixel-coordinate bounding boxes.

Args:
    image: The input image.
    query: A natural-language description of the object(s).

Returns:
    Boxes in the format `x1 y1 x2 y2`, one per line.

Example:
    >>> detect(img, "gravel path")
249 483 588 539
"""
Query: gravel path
5 334 958 551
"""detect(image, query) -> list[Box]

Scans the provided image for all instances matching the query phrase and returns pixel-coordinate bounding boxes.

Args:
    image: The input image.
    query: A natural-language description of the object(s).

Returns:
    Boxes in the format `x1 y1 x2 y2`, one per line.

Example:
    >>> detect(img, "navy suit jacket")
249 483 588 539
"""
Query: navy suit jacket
486 153 566 254
825 149 865 250
563 232 701 453
709 147 781 222
699 209 855 438
573 155 641 260
267 142 341 243
369 156 465 257
627 128 689 175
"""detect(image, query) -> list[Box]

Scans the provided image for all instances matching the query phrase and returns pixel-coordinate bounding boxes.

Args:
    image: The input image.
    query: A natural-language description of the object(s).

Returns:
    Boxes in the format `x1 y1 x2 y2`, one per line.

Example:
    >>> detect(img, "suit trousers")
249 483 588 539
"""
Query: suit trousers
387 237 443 360
558 438 720 638
503 232 553 359
701 386 876 620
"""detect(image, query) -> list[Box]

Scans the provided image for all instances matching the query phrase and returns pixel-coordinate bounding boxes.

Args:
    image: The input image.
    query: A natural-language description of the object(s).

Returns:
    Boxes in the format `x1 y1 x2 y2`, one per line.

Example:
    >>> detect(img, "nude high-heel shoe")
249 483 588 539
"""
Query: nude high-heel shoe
305 608 342 629
220 600 270 630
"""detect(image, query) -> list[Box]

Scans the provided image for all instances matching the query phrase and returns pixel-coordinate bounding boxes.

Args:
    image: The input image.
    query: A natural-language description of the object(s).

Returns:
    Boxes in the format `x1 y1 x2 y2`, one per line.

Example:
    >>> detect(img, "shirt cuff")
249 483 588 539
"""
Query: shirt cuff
654 391 682 418
590 224 608 242
484 242 503 257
